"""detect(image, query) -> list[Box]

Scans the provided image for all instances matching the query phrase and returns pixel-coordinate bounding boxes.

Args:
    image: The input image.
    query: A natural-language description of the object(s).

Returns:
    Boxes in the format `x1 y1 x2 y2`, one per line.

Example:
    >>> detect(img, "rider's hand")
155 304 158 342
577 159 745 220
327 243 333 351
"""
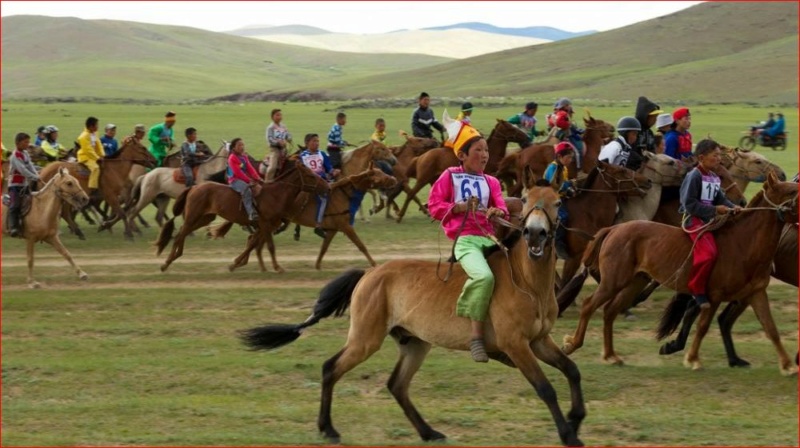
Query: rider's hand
331 169 341 177
731 205 743 215
453 201 468 214
715 205 731 215
486 207 505 220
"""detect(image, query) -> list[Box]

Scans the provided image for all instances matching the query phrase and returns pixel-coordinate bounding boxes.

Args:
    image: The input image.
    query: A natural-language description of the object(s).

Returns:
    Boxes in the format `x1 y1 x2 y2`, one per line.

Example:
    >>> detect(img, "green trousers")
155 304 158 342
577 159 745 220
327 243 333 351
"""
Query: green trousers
454 235 497 322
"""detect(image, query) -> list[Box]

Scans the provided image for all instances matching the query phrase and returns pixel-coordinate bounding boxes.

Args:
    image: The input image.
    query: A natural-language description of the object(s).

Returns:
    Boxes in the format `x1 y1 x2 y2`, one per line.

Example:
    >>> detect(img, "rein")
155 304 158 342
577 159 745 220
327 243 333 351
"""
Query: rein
576 167 647 194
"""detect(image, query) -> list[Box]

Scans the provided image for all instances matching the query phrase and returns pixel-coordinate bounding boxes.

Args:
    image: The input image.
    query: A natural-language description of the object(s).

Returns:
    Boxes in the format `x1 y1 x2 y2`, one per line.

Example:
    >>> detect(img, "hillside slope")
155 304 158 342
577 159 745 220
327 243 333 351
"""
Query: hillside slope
0 15 450 101
273 2 799 105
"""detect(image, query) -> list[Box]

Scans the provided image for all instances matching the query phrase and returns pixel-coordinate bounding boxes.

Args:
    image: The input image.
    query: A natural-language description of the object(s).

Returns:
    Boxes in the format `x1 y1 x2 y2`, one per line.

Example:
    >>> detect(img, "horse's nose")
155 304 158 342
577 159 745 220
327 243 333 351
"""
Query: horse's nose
779 171 787 181
739 198 747 207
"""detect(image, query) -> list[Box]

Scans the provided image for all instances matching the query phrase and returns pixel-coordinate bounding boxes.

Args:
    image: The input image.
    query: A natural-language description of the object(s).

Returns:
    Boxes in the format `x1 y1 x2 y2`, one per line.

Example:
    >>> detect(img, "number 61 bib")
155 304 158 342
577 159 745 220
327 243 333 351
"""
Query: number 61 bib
451 172 490 209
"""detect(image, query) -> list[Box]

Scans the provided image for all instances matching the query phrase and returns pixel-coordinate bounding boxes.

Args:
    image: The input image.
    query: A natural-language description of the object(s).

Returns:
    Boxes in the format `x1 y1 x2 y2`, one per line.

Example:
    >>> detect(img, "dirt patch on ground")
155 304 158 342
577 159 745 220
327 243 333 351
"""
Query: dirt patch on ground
1 278 330 292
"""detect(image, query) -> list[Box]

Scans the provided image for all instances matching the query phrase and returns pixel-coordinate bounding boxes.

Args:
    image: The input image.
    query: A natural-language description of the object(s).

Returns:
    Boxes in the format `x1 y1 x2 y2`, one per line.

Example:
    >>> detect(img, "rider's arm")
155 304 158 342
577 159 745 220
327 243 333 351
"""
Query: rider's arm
679 170 716 222
10 153 39 180
487 176 509 218
428 170 456 221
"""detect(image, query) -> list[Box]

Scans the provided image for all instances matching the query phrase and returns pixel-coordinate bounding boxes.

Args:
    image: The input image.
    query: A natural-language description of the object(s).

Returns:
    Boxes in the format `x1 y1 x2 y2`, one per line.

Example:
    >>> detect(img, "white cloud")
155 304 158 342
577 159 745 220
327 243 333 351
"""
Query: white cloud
1 1 703 34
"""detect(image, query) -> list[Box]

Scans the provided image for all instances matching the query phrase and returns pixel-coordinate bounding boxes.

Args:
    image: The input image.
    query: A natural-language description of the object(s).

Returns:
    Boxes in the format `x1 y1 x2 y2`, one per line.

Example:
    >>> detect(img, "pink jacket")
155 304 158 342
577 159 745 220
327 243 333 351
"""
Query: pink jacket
227 153 261 184
428 167 508 240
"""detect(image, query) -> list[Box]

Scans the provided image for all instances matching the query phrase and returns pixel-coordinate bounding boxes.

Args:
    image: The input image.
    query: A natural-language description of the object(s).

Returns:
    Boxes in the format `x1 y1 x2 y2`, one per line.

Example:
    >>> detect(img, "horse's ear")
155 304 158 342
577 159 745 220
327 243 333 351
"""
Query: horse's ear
766 169 779 188
368 160 374 170
523 165 538 189
496 118 503 124
398 130 409 140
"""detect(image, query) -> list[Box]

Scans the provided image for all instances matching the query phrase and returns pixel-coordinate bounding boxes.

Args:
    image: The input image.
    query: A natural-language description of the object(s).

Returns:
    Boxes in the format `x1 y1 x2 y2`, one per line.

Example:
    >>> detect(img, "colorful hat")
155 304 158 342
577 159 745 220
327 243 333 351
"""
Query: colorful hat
443 109 482 157
672 107 690 121
655 113 674 128
555 141 576 156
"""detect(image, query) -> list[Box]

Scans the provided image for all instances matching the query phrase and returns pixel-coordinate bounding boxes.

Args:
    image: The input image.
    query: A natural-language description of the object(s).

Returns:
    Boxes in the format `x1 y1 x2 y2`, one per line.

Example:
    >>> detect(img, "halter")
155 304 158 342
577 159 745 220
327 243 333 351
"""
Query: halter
759 190 799 223
729 153 779 183
46 173 86 208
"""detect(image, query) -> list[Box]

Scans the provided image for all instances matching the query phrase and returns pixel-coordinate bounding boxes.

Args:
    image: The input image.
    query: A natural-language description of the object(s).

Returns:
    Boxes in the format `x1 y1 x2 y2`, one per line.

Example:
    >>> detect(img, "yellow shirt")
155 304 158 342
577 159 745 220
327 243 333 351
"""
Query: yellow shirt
371 130 386 143
77 128 104 162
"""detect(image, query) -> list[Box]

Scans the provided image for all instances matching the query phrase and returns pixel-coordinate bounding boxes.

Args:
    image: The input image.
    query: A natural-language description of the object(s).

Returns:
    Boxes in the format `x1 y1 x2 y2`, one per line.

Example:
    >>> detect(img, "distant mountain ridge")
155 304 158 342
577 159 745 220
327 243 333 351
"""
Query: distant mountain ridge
228 24 330 36
421 22 595 41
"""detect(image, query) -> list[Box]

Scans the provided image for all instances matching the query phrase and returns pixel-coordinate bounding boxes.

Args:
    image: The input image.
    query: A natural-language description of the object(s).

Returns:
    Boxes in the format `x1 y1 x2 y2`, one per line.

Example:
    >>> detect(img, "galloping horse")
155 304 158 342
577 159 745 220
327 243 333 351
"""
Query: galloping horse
240 185 586 446
122 142 230 232
38 139 156 240
156 160 329 273
721 145 787 192
614 152 689 223
1 168 90 288
560 173 798 375
211 167 398 271
395 119 531 223
506 117 615 197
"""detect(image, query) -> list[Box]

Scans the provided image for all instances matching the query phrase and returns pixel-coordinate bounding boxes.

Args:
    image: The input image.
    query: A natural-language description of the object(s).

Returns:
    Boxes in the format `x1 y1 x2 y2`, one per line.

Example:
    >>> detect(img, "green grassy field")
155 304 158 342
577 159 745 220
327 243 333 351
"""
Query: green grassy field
1 101 798 446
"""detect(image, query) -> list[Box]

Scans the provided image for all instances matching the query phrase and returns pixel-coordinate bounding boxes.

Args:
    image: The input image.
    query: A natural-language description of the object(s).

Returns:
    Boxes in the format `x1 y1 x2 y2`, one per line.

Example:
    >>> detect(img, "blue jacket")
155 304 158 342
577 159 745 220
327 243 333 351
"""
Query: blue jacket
100 135 119 156
764 116 785 137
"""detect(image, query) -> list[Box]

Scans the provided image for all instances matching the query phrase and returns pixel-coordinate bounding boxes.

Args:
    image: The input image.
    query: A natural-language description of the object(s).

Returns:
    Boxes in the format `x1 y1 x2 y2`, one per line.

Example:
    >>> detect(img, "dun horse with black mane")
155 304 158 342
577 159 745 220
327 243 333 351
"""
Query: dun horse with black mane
240 185 586 447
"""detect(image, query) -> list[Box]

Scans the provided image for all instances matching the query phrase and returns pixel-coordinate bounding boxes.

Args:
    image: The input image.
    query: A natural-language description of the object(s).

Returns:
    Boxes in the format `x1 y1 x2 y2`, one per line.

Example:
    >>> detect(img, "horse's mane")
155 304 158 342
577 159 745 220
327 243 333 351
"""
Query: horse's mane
273 160 299 182
483 228 523 258
341 142 372 165
331 169 373 190
31 172 61 196
576 165 600 189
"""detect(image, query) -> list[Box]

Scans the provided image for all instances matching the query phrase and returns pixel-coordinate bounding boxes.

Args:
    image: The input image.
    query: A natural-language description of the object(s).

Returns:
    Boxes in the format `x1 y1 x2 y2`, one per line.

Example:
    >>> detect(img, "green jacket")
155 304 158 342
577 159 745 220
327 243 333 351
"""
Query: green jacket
148 123 174 163
507 113 542 141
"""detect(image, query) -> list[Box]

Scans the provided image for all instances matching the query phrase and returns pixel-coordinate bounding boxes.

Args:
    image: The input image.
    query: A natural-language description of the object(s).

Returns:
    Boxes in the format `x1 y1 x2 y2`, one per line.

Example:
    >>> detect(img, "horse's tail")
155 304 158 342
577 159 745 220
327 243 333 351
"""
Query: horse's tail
207 221 234 240
172 187 190 216
239 269 366 351
154 217 175 256
127 175 144 209
556 226 613 315
656 293 692 341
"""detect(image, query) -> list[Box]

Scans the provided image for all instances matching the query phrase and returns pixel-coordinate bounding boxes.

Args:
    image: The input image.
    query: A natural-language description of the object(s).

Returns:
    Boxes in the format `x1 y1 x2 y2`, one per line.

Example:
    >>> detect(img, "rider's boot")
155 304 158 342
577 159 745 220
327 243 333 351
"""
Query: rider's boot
8 208 21 237
555 226 570 260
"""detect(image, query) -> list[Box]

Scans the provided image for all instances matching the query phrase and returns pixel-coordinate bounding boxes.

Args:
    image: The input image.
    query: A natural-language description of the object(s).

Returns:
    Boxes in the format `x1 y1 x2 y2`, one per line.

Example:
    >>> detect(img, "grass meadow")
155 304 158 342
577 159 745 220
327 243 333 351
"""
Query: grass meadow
1 101 798 446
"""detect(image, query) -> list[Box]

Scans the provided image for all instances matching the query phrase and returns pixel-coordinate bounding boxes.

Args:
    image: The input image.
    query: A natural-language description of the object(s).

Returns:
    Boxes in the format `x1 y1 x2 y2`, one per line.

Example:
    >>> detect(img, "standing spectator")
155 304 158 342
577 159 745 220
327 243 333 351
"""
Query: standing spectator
456 102 474 124
664 107 693 160
327 112 349 170
634 96 663 153
101 124 119 156
264 108 292 182
77 116 104 199
507 101 543 142
411 92 446 140
180 127 212 187
148 111 177 167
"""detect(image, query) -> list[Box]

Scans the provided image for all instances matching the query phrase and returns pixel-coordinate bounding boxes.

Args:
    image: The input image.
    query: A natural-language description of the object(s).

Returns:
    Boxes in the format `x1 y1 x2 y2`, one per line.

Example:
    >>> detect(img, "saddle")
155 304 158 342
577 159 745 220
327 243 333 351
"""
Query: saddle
75 163 91 178
172 166 200 184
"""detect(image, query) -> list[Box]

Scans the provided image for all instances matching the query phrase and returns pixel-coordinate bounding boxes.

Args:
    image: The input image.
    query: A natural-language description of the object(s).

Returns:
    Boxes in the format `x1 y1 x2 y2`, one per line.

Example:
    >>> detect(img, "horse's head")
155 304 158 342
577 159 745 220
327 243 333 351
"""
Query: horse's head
762 171 799 224
593 160 652 197
725 146 787 183
293 160 331 195
582 117 615 146
352 164 397 191
119 139 157 168
491 119 532 147
54 167 89 209
26 145 51 164
641 151 687 187
521 185 561 259
368 141 395 163
709 164 747 207
398 130 440 155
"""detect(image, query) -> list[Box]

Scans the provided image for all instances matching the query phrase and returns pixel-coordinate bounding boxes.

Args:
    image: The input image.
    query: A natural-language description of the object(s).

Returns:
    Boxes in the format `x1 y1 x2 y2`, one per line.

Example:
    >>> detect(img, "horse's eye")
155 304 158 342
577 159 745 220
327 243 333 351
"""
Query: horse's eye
520 197 527 204
66 181 73 186
755 160 762 164
554 200 562 207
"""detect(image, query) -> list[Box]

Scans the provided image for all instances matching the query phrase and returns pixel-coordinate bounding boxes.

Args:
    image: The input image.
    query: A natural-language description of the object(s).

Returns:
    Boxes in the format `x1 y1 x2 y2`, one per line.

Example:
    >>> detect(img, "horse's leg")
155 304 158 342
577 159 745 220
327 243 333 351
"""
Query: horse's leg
63 206 85 240
531 335 586 436
717 301 751 368
504 341 583 446
26 239 40 289
600 280 647 365
315 229 338 270
396 181 425 223
387 336 445 441
45 235 88 281
746 290 796 375
560 258 581 291
255 227 284 273
161 214 215 272
319 329 387 442
562 286 615 355
229 232 258 272
359 192 373 223
339 225 377 268
682 302 720 371
659 297 699 355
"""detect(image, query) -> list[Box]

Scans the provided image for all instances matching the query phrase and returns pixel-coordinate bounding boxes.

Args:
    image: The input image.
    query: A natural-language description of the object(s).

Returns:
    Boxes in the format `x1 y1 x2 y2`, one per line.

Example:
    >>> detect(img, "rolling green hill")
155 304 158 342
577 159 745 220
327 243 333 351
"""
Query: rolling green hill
274 2 799 105
0 15 450 102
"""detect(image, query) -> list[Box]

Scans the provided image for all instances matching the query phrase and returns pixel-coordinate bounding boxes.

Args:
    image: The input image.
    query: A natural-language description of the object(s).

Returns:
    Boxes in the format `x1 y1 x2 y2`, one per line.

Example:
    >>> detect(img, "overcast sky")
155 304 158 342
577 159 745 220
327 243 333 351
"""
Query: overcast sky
1 1 702 34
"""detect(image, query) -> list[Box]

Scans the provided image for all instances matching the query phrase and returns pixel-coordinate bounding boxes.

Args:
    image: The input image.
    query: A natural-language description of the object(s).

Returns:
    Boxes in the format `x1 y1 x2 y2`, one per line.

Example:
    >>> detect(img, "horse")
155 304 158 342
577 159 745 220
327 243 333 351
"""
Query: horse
394 119 532 223
121 142 230 233
721 145 787 192
614 152 690 223
155 160 330 273
552 161 652 290
1 168 90 288
657 222 798 367
210 167 398 272
38 139 156 240
239 185 586 447
367 131 440 219
559 173 798 374
506 117 615 197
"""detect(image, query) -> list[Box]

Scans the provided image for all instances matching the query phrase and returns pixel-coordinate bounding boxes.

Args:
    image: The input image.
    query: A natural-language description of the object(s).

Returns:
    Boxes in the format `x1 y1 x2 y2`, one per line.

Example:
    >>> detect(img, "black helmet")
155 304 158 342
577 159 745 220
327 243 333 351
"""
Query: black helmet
616 116 641 133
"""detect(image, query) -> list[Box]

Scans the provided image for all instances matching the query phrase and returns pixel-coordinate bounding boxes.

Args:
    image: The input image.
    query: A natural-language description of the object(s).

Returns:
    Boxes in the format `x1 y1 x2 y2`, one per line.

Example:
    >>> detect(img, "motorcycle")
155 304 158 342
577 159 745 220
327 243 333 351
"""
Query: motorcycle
739 125 787 151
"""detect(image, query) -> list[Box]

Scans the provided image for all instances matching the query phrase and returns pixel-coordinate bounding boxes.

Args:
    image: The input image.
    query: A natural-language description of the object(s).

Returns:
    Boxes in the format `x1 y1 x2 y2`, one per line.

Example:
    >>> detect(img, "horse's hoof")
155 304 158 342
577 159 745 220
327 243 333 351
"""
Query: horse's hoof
77 233 86 241
729 358 751 368
124 234 134 242
228 264 237 272
160 264 169 273
659 342 678 356
683 357 702 371
562 335 576 354
79 272 89 281
780 365 799 376
602 355 624 366
28 281 41 289
275 267 285 274
566 436 584 447
422 429 447 442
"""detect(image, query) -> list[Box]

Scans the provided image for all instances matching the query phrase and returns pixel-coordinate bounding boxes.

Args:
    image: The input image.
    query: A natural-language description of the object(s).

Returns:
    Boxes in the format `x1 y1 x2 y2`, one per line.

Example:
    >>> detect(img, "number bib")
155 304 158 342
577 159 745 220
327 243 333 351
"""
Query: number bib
451 172 490 209
301 152 325 176
700 172 721 205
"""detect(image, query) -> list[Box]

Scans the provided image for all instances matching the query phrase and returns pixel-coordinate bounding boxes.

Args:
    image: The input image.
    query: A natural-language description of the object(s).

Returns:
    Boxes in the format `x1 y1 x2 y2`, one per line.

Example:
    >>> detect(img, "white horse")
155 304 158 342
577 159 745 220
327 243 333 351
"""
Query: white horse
722 146 787 193
2 168 90 288
124 142 229 230
615 152 689 223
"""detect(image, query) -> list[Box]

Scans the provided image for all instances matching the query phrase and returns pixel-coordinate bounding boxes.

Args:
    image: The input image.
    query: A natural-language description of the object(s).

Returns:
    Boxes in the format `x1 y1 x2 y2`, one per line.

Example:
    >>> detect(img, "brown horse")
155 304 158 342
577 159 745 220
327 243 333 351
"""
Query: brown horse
210 167 398 272
506 117 615 197
155 160 330 272
1 168 90 288
554 161 652 290
395 119 532 223
560 173 798 374
38 139 156 240
240 185 586 446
